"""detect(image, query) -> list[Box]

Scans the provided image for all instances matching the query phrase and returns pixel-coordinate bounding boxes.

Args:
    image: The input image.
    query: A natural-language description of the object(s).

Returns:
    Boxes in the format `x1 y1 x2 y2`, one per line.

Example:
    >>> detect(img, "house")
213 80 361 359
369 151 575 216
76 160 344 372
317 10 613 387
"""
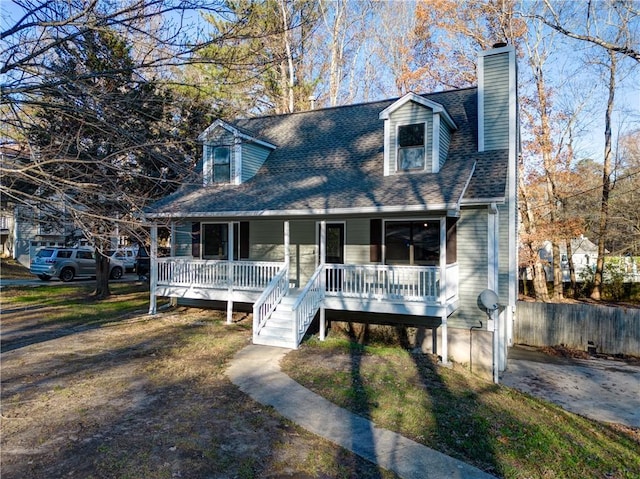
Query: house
539 236 600 282
144 44 518 378
539 237 640 283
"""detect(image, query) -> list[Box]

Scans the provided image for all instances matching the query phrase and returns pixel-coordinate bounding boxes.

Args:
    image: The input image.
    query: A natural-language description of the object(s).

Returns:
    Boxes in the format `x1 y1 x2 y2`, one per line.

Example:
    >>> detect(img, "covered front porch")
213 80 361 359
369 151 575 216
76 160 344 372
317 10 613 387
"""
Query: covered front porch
147 218 459 359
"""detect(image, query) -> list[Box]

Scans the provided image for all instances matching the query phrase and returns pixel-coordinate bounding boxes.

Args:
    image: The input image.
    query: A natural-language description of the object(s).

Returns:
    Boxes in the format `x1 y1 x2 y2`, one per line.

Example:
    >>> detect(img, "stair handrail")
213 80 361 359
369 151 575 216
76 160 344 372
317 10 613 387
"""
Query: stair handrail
292 264 325 345
253 264 289 337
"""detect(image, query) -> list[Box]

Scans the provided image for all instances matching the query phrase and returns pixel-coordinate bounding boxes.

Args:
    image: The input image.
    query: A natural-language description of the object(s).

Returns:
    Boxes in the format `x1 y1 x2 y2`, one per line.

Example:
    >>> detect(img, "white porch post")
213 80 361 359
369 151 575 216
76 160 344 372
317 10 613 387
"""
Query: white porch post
440 218 448 365
169 222 177 307
284 220 290 267
227 221 234 324
319 220 327 341
148 223 158 315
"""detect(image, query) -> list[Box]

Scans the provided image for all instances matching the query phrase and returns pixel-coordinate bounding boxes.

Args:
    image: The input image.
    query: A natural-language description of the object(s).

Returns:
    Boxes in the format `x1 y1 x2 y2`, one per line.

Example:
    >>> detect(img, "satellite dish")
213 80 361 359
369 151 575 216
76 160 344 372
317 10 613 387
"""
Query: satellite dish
479 289 499 312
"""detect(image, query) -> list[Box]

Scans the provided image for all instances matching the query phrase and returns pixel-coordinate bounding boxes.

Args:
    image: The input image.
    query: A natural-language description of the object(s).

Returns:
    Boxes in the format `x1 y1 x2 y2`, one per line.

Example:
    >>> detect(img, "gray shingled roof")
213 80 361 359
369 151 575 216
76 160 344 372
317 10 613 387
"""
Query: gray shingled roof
147 87 508 218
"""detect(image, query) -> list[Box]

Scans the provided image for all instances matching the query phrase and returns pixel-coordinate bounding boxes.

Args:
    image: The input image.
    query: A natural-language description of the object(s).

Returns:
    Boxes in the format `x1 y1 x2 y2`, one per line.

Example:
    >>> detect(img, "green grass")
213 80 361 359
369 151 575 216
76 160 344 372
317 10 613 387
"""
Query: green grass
1 283 156 324
282 336 640 479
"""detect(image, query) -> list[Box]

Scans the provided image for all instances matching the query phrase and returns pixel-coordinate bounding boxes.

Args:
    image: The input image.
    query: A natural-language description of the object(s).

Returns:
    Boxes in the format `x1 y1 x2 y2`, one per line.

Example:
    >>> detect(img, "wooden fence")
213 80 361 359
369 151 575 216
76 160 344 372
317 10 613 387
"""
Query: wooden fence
515 301 640 356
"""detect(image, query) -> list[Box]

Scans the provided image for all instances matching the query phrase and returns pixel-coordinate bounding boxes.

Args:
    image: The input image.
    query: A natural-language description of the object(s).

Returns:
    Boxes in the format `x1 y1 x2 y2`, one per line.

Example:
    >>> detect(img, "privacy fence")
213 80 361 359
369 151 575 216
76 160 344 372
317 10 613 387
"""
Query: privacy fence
515 301 640 356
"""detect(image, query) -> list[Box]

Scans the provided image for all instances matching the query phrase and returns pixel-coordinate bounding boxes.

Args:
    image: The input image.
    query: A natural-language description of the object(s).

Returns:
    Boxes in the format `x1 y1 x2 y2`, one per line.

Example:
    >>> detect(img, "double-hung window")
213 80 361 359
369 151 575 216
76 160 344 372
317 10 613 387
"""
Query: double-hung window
204 145 231 184
397 123 425 171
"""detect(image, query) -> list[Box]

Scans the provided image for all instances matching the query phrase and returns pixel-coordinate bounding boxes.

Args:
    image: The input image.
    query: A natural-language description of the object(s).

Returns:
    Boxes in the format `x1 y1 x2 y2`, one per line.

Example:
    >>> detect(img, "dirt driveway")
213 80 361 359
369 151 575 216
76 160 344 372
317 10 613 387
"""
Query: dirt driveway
501 345 640 428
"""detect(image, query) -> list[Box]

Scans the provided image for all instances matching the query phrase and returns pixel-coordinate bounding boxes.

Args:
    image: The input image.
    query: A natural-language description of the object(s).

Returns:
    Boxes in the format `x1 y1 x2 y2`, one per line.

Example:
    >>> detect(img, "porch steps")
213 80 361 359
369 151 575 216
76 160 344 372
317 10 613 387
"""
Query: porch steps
253 289 302 349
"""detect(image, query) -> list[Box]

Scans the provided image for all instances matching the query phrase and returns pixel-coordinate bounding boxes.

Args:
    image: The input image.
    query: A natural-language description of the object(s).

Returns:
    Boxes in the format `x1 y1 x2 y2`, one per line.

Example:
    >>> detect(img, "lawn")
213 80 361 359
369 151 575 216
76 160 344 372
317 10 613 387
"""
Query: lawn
0 284 398 479
282 336 640 479
2 280 638 478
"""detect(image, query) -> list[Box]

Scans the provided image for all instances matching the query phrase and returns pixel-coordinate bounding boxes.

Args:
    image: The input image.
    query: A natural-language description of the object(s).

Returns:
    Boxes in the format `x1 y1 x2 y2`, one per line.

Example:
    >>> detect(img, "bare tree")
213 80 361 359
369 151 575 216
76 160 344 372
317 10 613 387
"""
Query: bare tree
534 0 640 63
1 1 221 297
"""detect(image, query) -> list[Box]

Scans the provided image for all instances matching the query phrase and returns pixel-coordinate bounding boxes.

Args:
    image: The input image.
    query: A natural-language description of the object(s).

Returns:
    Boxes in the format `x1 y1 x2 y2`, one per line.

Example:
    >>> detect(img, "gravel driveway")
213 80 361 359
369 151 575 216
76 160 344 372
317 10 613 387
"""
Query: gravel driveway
500 345 640 428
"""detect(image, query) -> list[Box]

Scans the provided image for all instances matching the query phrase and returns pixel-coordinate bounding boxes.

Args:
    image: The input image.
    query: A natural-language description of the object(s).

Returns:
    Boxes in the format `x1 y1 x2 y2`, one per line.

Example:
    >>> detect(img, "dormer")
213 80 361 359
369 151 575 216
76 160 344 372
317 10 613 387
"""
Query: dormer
197 120 276 186
379 92 457 176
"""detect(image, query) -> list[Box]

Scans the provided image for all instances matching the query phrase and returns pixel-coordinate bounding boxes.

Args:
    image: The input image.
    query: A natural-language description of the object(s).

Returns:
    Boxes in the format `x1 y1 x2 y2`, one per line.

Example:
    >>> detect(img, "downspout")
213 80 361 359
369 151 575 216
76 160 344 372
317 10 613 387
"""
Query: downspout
488 203 499 384
469 319 483 374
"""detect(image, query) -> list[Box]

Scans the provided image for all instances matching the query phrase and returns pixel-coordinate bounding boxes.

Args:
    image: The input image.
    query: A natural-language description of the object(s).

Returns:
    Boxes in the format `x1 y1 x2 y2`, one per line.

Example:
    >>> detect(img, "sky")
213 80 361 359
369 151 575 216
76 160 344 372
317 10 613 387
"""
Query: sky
1 0 638 163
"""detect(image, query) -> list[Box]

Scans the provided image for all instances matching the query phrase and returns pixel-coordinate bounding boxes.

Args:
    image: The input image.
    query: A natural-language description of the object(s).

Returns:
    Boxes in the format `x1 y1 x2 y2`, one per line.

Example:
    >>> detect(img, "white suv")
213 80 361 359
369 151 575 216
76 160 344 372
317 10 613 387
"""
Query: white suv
30 248 124 282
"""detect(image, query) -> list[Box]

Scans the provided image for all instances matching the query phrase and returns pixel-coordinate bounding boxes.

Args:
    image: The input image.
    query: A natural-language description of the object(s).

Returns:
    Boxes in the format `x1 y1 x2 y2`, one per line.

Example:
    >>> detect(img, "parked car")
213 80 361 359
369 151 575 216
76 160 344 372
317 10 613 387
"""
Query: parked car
30 247 124 282
106 247 137 273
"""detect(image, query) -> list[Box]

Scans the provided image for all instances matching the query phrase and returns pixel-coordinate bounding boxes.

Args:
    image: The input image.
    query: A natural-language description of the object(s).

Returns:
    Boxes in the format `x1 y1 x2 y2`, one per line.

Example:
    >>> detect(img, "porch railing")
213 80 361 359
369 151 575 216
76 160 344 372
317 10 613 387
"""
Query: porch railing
156 258 283 290
253 264 289 337
324 263 456 302
292 266 325 344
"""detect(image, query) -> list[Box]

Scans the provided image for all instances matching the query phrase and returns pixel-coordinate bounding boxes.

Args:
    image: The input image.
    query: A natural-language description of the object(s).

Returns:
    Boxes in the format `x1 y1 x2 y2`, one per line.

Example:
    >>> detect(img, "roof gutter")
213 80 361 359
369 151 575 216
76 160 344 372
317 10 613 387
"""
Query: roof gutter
144 202 462 220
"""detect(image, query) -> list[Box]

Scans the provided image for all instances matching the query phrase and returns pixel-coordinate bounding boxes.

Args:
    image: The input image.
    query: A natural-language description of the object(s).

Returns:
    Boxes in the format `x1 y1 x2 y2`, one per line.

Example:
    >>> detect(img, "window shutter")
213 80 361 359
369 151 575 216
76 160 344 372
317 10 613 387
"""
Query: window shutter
240 222 250 259
370 219 382 262
191 222 200 258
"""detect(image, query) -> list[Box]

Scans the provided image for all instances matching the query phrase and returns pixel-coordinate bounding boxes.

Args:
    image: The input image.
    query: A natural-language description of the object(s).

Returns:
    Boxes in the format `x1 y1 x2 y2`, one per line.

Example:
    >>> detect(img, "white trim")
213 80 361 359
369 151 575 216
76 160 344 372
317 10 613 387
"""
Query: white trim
379 92 457 130
383 120 390 176
198 119 277 150
146 203 461 219
432 114 441 173
234 138 242 185
507 45 518 349
478 54 485 152
456 160 477 203
315 220 345 266
487 203 499 293
148 223 158 315
460 197 506 206
395 122 428 173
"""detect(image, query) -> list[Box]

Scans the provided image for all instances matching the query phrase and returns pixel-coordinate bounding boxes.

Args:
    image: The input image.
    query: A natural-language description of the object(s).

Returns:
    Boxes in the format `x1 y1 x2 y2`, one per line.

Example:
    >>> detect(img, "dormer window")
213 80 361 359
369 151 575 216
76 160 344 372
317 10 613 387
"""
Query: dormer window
379 93 457 176
204 145 231 184
198 119 277 186
397 123 425 171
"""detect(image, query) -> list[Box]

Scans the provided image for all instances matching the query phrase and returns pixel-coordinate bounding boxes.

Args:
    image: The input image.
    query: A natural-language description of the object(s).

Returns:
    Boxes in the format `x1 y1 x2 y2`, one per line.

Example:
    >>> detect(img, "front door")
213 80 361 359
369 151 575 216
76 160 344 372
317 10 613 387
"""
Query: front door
325 223 345 264
319 223 345 292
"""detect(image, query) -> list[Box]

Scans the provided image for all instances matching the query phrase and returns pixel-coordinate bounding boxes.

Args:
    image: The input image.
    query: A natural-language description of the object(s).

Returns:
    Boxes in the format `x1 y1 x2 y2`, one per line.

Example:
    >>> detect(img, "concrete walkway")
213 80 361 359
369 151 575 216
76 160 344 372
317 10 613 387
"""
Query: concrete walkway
227 345 495 479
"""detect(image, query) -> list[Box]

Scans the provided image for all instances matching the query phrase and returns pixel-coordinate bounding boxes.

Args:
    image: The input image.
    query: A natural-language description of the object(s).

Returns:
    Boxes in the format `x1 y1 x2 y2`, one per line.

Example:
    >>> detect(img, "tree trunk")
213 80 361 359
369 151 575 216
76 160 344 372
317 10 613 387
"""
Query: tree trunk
94 254 111 299
551 240 563 300
566 239 577 298
591 51 617 300
532 261 550 302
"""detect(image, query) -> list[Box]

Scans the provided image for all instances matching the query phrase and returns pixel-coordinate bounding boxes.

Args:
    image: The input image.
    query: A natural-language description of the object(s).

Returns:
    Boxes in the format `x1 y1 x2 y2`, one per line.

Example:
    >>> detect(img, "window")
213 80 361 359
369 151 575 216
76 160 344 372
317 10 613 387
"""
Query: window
76 251 94 260
202 223 229 259
397 123 425 171
204 145 231 183
201 223 241 260
385 220 439 265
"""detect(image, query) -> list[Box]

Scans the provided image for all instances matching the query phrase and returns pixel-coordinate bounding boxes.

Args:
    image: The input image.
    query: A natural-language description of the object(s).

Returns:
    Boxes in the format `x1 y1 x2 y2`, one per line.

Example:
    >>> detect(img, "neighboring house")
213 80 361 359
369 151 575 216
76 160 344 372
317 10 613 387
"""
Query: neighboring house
539 236 600 282
539 236 640 283
144 44 518 378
